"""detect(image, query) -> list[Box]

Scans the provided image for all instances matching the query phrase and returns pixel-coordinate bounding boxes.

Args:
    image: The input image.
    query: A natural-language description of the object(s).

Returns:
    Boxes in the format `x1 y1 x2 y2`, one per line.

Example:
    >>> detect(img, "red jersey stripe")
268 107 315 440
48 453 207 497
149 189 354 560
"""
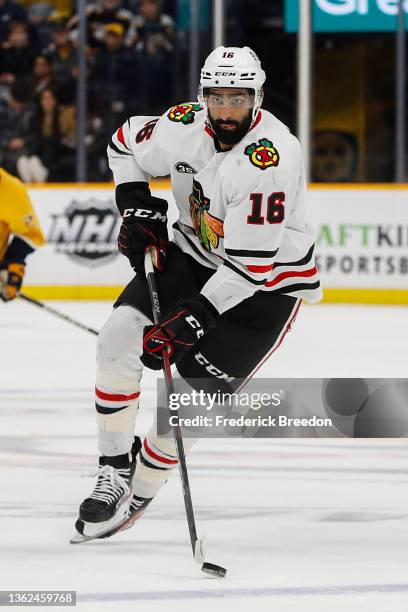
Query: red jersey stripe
117 126 130 150
247 263 274 273
265 266 317 288
95 387 140 402
143 439 178 465
205 124 215 138
250 111 262 131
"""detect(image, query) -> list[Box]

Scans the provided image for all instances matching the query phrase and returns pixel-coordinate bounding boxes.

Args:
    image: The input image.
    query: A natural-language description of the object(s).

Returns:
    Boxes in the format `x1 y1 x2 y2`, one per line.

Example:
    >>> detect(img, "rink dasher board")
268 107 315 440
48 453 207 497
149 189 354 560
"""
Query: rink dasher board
22 182 408 304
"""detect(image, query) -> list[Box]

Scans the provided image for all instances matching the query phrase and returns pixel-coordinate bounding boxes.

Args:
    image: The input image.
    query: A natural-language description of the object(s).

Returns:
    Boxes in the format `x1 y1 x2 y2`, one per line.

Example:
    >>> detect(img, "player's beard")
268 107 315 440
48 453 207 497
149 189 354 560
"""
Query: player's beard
208 109 253 146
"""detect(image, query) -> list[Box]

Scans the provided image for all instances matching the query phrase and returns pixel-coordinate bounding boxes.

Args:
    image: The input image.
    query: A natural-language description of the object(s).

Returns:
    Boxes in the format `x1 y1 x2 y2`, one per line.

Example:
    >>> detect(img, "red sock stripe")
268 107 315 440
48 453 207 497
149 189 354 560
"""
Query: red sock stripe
95 387 140 402
143 439 178 465
265 266 317 288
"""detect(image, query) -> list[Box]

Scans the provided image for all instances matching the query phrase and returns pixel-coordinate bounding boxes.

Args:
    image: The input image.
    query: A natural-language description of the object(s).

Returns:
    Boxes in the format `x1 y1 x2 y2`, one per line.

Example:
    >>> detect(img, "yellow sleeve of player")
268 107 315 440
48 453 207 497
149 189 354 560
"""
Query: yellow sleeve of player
0 168 46 259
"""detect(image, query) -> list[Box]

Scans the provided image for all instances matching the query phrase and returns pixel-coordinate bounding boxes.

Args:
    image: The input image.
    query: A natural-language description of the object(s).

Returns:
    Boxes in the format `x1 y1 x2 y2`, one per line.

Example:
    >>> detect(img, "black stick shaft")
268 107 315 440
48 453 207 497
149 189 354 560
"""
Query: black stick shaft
19 293 99 336
144 253 200 558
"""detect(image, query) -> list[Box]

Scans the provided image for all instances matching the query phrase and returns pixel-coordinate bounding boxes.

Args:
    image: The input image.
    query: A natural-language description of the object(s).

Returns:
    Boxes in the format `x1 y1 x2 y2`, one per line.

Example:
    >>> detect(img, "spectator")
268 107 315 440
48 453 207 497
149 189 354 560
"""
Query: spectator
0 0 27 44
67 0 133 50
44 20 77 86
0 80 36 179
86 110 111 180
91 23 136 127
58 97 76 150
28 87 75 181
27 2 54 51
131 0 175 114
56 60 80 106
0 22 37 84
27 53 56 98
130 0 175 49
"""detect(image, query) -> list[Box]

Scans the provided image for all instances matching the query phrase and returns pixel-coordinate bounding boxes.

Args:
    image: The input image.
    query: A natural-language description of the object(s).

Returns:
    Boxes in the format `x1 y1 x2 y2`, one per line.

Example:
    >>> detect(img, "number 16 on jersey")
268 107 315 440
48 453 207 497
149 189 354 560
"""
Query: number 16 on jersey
247 192 285 225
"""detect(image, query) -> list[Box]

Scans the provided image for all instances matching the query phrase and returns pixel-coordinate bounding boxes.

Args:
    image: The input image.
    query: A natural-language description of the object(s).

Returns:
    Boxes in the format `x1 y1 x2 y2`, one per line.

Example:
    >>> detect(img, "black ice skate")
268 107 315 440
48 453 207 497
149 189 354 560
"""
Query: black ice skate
97 493 154 539
70 437 141 544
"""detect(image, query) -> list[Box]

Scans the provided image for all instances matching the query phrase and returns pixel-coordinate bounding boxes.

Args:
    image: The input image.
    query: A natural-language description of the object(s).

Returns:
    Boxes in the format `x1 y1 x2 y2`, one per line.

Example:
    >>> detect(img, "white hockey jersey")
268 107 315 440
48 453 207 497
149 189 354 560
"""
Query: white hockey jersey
107 102 322 314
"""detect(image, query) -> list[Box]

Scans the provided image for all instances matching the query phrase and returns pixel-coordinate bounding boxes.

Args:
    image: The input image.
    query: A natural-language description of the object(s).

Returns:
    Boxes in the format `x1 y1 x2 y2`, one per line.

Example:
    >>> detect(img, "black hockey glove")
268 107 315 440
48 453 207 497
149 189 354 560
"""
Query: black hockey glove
141 295 219 370
116 182 169 274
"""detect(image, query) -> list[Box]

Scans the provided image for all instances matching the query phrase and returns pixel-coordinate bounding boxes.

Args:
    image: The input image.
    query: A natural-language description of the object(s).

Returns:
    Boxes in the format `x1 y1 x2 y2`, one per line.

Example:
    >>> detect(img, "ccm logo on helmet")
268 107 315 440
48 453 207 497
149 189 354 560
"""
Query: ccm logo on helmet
214 72 237 77
123 208 166 222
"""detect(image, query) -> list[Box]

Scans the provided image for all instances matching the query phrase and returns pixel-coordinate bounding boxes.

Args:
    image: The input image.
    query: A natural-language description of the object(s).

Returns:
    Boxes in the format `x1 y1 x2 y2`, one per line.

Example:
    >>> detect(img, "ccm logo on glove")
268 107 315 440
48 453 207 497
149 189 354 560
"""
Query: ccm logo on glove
123 208 167 222
141 296 218 370
185 314 204 338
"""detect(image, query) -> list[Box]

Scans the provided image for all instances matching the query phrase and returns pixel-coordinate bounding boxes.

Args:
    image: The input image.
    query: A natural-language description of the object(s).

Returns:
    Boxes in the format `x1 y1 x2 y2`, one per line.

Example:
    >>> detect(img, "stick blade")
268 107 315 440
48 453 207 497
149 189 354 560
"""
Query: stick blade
194 536 206 564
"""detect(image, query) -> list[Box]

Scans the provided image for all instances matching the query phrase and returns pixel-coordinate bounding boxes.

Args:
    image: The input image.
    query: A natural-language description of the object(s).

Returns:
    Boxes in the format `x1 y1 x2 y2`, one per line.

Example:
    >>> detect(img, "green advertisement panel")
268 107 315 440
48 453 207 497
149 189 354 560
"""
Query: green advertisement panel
285 0 408 32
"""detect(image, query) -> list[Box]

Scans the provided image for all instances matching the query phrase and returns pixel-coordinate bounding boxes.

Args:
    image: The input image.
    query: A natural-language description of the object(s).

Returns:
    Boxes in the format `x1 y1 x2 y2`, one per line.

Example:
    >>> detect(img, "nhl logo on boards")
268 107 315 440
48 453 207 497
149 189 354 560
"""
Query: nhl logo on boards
48 198 120 268
167 102 203 125
244 138 280 171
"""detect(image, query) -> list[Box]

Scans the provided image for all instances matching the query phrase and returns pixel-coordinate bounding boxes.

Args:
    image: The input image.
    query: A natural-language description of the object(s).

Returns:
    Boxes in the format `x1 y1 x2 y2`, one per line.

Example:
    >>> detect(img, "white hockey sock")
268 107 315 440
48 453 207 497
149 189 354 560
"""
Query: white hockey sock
95 375 140 456
133 428 198 499
95 304 151 456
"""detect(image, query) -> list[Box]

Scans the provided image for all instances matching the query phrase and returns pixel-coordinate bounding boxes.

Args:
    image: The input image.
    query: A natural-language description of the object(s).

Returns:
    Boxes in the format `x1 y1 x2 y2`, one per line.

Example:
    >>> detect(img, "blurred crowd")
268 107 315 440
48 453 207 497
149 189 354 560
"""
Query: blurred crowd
0 0 177 181
0 0 400 184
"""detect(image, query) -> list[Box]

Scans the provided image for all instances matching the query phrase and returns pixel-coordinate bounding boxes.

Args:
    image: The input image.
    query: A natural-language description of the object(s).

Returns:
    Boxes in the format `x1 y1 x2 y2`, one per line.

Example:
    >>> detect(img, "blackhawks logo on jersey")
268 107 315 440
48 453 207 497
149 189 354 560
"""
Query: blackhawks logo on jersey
189 179 224 252
244 138 280 170
167 102 203 125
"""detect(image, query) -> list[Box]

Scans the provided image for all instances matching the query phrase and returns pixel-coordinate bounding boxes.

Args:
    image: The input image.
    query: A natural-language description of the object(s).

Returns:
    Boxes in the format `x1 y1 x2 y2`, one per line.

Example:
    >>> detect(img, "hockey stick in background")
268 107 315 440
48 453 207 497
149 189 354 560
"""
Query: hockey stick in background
19 293 99 336
144 249 227 578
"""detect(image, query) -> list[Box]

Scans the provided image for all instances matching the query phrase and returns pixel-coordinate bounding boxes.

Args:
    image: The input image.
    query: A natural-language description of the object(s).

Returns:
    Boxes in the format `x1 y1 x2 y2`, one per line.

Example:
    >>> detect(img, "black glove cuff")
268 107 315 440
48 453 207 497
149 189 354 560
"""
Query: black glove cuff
115 182 149 215
115 182 168 218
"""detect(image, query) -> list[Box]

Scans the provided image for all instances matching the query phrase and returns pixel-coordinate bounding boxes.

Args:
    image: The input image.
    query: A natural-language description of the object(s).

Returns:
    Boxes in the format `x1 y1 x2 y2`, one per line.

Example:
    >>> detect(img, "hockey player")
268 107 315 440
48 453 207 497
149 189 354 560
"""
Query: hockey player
72 46 322 542
0 167 45 302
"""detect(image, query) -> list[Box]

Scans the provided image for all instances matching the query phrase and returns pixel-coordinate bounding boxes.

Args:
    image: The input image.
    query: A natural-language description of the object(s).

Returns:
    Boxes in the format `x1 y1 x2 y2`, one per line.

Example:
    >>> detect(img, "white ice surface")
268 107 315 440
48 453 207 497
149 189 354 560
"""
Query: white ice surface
1 301 408 611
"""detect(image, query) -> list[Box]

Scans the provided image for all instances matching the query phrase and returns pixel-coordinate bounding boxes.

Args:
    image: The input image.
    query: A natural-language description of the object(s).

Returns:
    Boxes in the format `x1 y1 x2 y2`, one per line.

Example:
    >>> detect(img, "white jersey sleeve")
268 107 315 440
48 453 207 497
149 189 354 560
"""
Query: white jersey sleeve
200 136 307 314
107 115 171 185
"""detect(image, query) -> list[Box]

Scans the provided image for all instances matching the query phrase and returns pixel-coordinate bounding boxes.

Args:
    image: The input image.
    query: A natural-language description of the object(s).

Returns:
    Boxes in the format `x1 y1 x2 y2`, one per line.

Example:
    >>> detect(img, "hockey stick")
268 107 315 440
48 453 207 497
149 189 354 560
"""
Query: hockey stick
19 293 99 336
144 250 226 578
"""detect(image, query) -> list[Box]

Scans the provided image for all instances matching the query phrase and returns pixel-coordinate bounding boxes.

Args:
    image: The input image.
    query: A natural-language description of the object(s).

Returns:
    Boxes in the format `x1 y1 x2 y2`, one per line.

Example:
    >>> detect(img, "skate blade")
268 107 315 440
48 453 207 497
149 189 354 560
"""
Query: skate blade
70 531 89 544
69 518 128 544
70 505 147 544
69 508 131 544
69 491 152 545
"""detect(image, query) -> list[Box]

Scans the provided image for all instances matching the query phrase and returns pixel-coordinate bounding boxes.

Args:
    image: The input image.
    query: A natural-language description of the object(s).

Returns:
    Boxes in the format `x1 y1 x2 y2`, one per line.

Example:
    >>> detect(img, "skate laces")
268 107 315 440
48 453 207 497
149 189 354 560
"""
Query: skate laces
88 464 131 505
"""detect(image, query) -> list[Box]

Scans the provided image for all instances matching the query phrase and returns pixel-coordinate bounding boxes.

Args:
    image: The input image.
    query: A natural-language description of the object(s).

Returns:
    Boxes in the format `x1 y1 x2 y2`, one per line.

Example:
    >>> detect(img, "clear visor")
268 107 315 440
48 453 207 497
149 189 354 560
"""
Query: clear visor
204 89 255 109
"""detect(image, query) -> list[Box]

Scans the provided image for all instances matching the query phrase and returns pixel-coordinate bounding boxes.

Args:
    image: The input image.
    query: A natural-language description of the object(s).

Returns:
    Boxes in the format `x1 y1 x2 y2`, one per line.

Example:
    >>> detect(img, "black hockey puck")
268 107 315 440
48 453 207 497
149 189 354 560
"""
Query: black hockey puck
201 562 227 578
